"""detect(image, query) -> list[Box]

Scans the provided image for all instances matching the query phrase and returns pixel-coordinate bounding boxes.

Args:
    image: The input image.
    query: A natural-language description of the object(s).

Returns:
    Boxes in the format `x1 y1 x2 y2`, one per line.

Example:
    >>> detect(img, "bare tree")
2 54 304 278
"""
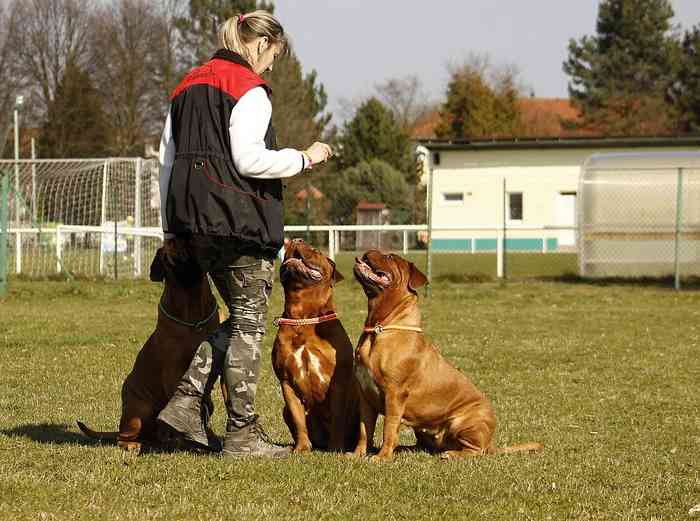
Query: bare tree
90 0 170 155
0 1 24 156
374 75 433 132
151 0 189 104
10 0 95 123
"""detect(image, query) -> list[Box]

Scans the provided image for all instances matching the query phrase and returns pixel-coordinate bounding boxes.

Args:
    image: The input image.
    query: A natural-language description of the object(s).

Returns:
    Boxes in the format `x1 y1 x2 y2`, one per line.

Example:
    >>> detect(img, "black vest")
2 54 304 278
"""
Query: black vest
165 50 284 257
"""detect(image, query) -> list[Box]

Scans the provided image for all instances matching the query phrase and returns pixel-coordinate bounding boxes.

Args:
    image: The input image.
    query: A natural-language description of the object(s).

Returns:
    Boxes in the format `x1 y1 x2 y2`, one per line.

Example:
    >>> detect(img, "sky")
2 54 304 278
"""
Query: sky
274 0 700 124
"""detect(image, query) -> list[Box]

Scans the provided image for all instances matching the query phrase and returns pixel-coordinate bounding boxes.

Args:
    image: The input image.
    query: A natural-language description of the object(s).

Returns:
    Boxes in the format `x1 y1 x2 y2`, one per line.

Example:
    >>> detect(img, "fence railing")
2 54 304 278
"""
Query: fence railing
5 223 576 280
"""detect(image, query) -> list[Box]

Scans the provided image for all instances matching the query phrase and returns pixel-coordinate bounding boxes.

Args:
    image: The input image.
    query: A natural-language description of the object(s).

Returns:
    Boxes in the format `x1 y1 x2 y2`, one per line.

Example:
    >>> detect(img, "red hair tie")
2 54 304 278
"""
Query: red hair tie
238 14 246 23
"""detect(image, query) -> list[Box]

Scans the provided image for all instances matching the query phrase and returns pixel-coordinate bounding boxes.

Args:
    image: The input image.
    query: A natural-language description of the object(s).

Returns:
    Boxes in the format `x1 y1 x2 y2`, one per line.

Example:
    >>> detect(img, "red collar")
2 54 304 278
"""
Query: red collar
274 312 339 328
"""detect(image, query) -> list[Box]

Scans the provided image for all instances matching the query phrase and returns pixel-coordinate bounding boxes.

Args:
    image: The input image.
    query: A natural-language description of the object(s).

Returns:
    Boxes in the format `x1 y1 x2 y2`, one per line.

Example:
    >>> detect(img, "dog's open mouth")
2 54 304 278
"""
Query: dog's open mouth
354 257 391 287
281 250 323 282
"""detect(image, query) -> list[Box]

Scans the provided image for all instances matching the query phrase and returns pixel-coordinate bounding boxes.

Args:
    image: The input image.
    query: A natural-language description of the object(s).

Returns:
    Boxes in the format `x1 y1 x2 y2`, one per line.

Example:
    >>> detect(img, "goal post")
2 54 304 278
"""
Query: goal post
0 174 9 297
3 157 162 279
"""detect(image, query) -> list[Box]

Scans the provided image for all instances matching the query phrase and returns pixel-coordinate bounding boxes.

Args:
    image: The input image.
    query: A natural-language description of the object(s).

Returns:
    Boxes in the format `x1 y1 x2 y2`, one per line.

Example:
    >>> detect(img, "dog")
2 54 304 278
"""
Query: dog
351 250 543 461
271 239 359 453
77 238 223 452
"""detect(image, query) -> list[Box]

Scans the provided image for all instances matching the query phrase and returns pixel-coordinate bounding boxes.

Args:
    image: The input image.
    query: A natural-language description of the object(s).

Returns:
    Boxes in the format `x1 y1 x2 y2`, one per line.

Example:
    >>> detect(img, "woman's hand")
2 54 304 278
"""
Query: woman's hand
304 142 333 167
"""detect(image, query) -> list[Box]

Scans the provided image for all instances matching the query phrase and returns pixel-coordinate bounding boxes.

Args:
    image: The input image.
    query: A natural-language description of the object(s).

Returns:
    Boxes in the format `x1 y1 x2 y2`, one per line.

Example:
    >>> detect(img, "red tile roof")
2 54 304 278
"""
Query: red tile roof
411 98 601 140
356 201 386 210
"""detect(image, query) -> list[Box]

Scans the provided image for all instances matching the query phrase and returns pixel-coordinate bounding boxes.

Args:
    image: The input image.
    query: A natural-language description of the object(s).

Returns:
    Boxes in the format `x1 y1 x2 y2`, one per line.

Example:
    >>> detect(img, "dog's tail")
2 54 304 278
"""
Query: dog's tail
76 421 119 442
491 442 544 455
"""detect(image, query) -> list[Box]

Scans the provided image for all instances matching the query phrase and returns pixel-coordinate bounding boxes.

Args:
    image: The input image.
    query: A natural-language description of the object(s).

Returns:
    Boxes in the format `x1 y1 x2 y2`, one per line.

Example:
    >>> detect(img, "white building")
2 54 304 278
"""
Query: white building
417 137 700 252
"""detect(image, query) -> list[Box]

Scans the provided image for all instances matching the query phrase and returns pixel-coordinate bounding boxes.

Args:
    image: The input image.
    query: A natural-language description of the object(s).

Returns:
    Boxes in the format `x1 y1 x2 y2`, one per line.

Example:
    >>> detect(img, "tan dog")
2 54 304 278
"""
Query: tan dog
351 250 543 461
77 239 223 452
271 239 359 453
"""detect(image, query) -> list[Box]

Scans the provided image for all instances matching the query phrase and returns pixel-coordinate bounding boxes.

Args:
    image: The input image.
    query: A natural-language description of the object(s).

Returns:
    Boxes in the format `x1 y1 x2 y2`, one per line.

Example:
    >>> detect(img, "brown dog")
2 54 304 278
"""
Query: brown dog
351 250 543 461
77 239 222 452
271 239 359 453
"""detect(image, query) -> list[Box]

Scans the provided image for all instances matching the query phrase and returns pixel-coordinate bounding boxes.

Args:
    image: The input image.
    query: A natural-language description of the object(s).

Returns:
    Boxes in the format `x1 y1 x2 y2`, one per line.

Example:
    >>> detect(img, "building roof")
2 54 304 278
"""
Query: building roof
356 201 386 210
295 185 324 200
417 135 700 152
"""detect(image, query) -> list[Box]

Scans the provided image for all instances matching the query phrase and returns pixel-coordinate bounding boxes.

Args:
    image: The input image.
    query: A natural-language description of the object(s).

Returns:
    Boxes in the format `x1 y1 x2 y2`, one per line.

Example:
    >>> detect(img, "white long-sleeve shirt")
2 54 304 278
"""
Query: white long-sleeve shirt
159 86 308 234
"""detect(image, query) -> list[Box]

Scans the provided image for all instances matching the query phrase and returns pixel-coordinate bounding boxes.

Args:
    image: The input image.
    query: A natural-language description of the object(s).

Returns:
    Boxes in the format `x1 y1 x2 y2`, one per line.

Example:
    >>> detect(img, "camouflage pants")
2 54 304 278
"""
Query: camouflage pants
177 235 275 430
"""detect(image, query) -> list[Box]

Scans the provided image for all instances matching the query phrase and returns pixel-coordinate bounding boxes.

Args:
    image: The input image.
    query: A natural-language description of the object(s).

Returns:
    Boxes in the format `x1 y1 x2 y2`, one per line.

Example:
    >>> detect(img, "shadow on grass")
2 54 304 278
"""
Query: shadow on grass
0 422 219 455
537 271 700 289
0 422 102 446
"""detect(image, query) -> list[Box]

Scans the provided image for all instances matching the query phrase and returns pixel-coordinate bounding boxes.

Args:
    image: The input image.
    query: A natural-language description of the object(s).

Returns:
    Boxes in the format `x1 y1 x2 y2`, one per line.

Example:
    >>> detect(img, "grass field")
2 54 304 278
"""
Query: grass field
1 253 699 520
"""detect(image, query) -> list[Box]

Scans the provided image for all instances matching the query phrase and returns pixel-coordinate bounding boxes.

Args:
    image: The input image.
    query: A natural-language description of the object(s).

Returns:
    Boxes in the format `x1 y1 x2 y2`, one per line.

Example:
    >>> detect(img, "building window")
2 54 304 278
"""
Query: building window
442 192 464 205
508 192 523 221
432 152 441 165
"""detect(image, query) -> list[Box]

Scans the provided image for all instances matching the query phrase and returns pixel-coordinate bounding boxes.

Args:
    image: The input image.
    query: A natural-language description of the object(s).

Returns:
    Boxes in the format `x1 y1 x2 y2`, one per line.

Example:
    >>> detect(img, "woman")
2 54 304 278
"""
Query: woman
157 10 332 459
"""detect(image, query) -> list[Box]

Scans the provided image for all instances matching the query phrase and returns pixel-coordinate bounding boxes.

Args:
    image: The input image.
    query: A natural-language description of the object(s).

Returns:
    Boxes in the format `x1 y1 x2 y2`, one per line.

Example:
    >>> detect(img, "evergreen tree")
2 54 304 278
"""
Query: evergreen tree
563 0 681 135
267 56 330 224
336 98 413 178
671 26 700 133
176 0 273 69
39 61 108 158
435 63 523 139
321 159 412 225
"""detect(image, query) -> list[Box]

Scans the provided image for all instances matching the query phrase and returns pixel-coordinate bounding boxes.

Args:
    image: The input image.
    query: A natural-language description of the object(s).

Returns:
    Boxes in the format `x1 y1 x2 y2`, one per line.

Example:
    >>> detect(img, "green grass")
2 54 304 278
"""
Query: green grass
0 256 699 520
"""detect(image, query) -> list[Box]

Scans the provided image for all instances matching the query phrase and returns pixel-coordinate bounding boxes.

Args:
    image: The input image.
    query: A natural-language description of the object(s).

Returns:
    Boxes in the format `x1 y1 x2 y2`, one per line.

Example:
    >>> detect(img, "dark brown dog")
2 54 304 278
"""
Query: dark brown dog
351 250 543 461
271 239 359 453
77 239 222 452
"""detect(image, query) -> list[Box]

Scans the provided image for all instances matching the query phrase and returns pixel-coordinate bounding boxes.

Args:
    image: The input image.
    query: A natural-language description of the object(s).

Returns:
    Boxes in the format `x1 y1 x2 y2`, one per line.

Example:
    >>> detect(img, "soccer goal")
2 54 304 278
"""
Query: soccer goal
1 158 163 279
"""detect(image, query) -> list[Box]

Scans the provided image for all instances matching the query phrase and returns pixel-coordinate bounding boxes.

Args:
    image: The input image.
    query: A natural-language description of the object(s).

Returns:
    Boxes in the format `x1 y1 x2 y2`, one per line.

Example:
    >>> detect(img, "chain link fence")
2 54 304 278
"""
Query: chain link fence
578 154 700 288
2 154 699 287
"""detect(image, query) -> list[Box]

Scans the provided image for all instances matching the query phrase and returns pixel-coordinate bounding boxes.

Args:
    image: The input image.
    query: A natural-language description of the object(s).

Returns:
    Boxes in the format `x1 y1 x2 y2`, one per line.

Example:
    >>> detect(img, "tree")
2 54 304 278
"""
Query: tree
9 0 95 123
0 2 24 157
267 56 331 223
563 0 681 135
375 75 433 132
176 0 273 69
336 98 414 177
435 57 524 140
671 26 700 133
320 159 412 225
91 0 168 156
39 61 108 158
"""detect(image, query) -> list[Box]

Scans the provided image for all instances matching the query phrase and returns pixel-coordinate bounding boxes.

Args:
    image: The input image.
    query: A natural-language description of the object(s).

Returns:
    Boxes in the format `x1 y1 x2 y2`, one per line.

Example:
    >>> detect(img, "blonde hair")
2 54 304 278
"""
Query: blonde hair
219 10 290 65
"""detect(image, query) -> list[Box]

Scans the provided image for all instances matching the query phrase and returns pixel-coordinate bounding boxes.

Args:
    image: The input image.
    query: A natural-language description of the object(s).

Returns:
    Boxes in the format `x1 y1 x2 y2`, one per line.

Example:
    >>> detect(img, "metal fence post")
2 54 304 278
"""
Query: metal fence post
328 228 335 262
56 226 62 274
99 160 109 275
134 158 143 277
0 175 9 297
113 177 118 281
497 178 506 278
425 156 433 298
674 167 684 290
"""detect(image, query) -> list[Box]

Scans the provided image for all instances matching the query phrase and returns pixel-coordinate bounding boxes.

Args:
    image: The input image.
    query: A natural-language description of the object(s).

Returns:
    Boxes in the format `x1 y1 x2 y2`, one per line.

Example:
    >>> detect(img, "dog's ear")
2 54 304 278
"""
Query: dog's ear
171 255 203 288
328 258 344 285
407 262 427 293
150 249 166 282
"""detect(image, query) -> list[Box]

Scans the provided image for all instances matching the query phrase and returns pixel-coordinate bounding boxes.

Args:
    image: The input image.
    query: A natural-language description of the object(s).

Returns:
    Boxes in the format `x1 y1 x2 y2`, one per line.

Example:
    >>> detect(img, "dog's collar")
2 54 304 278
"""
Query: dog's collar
158 301 219 331
274 312 339 328
363 323 423 335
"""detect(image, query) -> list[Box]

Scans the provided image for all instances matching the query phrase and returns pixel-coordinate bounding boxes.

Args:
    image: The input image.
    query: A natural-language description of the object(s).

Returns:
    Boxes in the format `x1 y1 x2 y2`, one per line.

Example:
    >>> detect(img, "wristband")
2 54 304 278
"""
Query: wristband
303 151 313 170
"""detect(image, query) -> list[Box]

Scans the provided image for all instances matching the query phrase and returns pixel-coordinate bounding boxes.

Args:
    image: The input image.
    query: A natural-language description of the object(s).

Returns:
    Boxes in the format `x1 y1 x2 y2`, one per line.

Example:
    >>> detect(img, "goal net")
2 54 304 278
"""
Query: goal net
1 158 163 278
